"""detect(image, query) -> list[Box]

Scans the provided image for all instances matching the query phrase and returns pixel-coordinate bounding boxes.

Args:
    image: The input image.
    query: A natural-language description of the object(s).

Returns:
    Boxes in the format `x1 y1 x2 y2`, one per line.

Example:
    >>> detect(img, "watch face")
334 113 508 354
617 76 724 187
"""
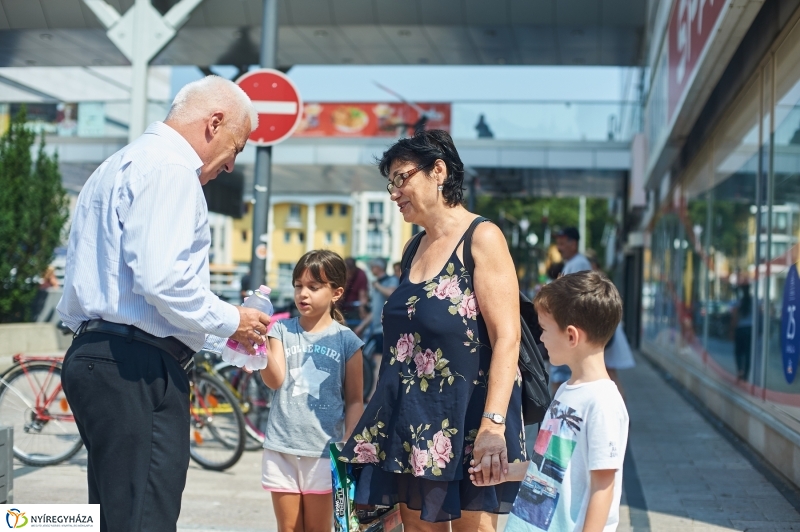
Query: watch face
493 414 503 423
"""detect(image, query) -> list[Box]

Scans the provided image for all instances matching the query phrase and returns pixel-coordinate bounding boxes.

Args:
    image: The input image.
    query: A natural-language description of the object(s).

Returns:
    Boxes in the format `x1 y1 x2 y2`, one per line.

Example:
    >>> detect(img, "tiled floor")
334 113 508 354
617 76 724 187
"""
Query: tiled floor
13 352 800 530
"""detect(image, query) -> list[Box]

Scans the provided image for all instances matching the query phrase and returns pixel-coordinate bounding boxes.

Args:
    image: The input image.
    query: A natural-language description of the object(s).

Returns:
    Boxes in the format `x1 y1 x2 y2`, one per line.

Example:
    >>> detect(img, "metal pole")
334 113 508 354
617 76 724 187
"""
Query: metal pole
468 177 476 212
249 0 278 291
129 0 149 142
578 195 587 254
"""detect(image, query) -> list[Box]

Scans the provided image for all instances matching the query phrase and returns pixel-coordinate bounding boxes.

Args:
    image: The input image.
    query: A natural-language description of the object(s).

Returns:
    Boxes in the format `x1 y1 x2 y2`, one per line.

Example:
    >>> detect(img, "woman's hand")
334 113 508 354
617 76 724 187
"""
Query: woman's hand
471 422 508 485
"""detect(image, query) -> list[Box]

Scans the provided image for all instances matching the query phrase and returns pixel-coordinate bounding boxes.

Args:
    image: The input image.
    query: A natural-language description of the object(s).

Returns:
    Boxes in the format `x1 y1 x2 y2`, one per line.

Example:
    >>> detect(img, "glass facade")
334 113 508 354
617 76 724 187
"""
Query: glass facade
643 17 800 422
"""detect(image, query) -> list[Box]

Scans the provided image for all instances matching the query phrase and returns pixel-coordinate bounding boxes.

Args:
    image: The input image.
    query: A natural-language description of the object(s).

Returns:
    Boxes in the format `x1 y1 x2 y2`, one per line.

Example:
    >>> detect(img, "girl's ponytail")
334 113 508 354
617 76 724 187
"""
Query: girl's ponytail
331 306 345 325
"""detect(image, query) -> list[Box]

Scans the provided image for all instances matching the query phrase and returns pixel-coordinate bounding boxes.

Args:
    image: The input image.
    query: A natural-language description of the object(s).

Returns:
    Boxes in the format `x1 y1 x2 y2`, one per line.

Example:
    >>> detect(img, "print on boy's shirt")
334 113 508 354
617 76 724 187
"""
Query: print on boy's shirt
511 400 584 531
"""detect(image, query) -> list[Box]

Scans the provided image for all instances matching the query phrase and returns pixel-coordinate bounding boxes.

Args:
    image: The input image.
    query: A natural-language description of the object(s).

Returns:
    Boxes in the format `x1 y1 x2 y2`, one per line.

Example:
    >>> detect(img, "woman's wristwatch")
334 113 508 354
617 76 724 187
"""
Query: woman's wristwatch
482 412 506 425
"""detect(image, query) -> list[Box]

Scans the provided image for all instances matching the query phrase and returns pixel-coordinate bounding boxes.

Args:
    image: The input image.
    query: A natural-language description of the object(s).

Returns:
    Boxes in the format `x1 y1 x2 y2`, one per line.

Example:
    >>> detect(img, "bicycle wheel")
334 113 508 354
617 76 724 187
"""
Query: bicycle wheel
218 366 273 451
0 362 83 466
189 372 245 471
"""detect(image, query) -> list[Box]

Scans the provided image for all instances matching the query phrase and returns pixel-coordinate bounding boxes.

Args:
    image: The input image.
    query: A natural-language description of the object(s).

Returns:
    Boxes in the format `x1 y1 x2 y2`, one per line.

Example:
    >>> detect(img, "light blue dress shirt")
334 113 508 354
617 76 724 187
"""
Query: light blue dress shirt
57 122 240 351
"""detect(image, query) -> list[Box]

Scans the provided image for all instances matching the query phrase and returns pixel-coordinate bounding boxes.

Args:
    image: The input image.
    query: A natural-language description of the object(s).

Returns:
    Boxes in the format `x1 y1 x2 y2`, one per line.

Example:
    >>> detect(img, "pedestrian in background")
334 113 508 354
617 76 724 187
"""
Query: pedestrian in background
548 227 593 395
731 279 753 382
260 250 363 532
342 257 369 327
354 257 398 341
339 130 525 531
556 227 592 274
585 249 636 400
57 76 271 532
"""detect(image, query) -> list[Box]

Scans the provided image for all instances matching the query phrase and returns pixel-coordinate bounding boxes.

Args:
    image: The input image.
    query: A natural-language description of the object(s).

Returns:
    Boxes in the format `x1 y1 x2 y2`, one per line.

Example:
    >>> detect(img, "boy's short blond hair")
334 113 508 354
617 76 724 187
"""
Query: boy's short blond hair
534 271 622 346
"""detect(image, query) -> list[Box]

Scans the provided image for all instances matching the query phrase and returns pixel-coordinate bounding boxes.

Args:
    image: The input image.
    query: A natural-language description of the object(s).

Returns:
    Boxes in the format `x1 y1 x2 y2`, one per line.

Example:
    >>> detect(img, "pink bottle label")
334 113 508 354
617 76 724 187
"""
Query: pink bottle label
226 338 267 356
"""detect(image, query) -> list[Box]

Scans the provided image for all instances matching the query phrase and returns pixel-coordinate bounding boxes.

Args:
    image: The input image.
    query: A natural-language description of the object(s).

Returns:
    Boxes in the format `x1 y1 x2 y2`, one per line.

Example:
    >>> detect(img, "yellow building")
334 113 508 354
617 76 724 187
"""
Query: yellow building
225 192 412 304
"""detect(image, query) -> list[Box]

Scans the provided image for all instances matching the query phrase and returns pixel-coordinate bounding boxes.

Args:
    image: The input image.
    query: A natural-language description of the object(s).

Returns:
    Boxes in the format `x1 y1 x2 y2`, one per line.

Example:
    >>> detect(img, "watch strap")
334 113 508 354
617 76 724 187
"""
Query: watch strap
482 412 506 424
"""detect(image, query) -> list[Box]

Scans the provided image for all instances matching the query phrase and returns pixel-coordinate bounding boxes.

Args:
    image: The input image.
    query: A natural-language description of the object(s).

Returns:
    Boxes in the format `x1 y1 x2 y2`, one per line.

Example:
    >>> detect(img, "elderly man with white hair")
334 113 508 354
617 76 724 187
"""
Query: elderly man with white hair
57 76 269 532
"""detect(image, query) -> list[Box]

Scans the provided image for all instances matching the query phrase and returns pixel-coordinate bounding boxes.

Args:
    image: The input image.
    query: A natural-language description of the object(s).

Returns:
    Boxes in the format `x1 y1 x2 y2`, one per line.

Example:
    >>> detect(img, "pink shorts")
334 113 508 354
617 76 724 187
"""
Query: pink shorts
261 449 332 495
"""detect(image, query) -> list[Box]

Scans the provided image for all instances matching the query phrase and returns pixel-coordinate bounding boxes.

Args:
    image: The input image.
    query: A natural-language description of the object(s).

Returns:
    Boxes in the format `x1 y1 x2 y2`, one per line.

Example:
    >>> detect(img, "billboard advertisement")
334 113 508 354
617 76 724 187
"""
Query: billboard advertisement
293 102 451 138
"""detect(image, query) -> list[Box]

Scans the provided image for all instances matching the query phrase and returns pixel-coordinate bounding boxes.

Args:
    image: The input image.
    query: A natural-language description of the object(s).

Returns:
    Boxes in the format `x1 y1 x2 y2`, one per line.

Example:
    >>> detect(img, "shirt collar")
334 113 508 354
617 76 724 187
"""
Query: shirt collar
144 122 204 177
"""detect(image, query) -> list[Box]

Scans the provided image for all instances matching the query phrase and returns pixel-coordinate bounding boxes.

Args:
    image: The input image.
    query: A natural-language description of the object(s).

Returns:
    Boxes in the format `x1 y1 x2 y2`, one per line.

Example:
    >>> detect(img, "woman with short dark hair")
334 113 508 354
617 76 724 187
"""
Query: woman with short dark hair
339 130 524 531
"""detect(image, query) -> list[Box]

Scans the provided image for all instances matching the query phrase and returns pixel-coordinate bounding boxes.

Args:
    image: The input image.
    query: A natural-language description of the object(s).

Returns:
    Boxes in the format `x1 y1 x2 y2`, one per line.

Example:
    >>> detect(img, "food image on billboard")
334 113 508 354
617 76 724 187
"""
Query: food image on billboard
294 102 451 138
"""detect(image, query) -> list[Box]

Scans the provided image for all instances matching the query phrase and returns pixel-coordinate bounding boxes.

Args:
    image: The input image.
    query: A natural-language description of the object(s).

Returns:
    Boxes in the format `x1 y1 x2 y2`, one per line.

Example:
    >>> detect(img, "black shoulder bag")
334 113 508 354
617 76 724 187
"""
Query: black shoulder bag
400 218 551 425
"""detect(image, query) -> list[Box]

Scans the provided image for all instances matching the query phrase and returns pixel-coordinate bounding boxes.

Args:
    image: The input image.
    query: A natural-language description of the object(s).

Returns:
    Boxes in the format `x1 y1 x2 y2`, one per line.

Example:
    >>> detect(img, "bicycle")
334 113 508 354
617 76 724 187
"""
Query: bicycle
0 354 83 466
216 363 274 451
189 352 247 471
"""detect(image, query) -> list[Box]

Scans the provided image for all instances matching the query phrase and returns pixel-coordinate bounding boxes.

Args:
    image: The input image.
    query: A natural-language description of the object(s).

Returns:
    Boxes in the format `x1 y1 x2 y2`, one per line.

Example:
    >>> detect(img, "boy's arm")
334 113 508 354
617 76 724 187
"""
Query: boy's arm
343 349 364 439
583 469 616 532
469 460 528 485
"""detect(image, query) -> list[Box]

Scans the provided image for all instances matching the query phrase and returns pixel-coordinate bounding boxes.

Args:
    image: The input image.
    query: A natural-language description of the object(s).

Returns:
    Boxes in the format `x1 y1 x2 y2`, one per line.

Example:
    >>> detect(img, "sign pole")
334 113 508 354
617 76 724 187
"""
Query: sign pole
249 0 278 291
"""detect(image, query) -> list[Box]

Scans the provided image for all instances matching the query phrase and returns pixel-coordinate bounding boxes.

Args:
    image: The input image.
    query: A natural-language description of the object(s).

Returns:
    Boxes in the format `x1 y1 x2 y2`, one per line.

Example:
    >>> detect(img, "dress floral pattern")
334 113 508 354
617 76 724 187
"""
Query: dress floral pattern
339 234 526 520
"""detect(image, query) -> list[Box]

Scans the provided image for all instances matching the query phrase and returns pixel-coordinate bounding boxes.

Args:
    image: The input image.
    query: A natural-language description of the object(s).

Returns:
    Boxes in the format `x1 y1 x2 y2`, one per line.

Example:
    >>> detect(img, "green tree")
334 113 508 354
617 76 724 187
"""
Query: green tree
0 108 68 322
475 195 615 257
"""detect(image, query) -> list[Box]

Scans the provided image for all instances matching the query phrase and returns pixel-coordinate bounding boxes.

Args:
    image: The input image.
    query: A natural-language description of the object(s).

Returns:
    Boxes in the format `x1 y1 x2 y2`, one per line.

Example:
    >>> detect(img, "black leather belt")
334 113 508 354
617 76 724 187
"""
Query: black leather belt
79 319 194 367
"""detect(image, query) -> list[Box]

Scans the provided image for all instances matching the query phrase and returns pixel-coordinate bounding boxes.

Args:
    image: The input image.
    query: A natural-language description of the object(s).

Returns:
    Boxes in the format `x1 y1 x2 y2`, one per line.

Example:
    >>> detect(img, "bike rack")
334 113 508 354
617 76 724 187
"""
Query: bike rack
0 426 13 502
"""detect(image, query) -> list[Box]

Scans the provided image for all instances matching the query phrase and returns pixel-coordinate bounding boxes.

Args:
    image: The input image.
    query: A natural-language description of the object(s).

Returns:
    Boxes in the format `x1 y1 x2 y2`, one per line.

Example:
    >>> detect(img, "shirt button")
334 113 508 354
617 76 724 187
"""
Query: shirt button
88 362 94 370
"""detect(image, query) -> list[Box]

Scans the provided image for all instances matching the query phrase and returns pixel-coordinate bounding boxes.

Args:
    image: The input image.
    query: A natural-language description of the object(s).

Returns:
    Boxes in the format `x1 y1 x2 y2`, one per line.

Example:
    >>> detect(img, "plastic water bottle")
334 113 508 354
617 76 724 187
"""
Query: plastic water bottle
222 285 274 370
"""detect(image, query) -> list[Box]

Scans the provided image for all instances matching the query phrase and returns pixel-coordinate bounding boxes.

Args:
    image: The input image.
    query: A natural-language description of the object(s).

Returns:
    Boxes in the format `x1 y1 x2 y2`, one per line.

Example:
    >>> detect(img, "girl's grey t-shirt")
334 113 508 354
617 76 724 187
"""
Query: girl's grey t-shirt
264 318 364 458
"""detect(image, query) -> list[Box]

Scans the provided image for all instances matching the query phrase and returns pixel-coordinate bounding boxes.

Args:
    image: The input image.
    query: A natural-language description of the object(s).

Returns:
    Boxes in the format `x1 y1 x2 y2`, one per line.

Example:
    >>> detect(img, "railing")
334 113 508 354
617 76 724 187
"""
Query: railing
451 101 641 142
209 264 249 303
3 100 642 144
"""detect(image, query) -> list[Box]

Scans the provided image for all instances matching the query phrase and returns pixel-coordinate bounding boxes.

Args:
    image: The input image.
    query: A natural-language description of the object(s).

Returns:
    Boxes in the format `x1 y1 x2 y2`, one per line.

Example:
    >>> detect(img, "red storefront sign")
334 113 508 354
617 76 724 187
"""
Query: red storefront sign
293 102 451 138
667 0 727 122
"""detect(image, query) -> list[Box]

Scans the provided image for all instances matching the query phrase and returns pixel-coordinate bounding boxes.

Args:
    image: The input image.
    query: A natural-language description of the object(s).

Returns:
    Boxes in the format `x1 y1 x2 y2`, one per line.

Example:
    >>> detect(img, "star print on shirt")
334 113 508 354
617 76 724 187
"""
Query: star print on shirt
289 357 331 399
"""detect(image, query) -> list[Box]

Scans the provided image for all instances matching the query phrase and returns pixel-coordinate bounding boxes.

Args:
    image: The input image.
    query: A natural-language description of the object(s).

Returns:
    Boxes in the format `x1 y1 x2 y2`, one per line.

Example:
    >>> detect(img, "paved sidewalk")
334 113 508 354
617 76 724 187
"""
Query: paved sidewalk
617 353 800 532
13 351 800 531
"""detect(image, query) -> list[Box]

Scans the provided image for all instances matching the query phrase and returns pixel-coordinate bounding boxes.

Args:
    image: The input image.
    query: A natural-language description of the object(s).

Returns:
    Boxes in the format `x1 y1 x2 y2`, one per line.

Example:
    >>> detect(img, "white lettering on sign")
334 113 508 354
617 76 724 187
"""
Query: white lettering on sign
253 101 299 115
675 0 717 84
668 0 724 120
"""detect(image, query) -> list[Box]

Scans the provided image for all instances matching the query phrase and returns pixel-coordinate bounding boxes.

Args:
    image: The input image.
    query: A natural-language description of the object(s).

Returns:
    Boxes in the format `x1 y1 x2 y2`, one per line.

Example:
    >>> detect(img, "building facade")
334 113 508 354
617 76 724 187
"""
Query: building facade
209 192 411 304
639 0 800 485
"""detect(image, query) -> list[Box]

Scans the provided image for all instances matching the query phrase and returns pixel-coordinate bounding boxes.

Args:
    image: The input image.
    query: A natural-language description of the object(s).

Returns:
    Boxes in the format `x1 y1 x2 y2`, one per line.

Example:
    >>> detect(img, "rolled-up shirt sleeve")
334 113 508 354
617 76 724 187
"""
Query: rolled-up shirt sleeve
119 164 239 339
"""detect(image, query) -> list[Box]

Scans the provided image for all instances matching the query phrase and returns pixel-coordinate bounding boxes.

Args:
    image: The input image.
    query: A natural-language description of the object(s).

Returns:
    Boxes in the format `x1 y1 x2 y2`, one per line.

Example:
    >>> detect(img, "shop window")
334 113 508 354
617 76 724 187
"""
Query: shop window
289 204 302 223
703 78 760 383
764 28 800 417
278 263 294 294
367 230 382 256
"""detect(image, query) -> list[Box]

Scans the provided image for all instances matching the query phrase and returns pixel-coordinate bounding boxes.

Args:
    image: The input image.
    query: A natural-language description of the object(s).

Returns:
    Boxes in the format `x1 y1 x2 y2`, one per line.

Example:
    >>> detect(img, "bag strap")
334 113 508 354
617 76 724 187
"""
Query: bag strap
462 216 491 277
400 231 427 273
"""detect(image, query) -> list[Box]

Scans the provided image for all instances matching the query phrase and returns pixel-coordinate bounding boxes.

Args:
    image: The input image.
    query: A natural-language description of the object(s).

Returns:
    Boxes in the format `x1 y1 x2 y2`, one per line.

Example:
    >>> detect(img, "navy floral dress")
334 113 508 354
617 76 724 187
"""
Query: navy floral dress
339 231 525 522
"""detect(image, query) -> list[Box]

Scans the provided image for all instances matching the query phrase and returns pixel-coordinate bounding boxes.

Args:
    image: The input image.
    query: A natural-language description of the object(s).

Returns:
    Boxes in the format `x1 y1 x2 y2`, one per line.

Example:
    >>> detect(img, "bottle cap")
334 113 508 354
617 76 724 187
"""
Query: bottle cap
258 285 272 295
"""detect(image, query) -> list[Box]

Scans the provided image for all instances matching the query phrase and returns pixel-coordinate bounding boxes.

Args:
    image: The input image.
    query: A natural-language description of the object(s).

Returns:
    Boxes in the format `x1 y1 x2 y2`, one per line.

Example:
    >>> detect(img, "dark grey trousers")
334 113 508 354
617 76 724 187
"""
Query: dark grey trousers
62 331 190 532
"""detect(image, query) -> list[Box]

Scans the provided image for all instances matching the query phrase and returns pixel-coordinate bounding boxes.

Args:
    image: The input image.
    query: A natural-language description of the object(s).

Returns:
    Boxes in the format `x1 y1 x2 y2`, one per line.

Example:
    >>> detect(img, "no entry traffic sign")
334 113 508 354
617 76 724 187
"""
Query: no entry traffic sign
236 69 303 146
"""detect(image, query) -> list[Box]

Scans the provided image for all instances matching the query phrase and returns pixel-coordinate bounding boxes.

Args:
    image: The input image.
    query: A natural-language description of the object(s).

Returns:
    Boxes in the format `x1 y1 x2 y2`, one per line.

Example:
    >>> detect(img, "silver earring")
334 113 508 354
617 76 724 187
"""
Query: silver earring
437 185 443 191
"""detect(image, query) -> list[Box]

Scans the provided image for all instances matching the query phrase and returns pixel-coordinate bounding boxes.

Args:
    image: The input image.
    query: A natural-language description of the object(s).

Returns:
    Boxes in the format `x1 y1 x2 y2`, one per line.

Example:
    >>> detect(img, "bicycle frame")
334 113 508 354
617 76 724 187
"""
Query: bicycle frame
3 354 74 424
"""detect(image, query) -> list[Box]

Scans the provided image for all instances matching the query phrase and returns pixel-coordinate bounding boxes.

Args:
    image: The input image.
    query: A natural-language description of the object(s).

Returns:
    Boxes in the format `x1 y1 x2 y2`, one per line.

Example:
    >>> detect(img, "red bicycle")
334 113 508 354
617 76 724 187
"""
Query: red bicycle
0 354 83 466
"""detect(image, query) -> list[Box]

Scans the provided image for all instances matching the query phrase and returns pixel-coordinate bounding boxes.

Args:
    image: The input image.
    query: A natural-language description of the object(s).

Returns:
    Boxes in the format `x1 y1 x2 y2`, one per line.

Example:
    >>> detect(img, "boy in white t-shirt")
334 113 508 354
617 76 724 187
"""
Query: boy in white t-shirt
471 271 629 532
